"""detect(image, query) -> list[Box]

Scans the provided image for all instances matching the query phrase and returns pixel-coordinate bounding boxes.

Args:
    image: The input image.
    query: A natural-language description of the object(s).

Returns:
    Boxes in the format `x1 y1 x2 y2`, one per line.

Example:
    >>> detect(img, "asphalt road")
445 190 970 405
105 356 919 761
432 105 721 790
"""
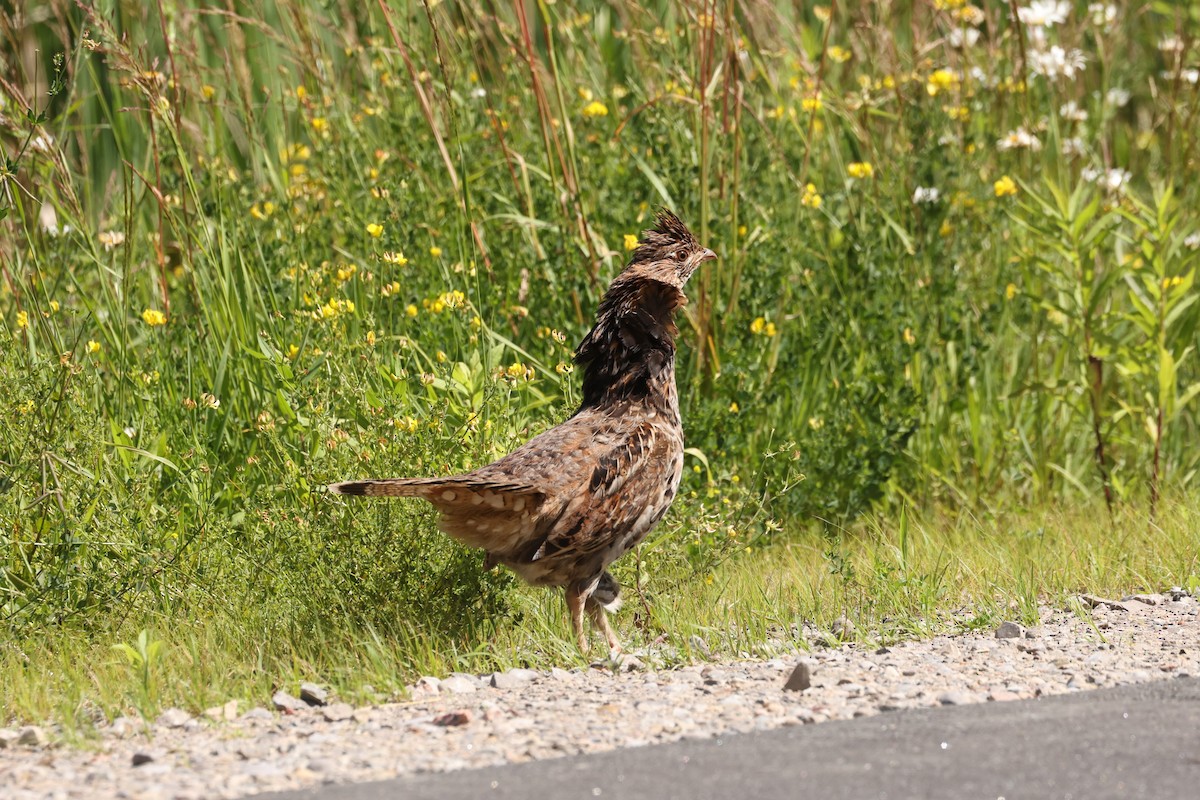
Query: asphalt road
265 677 1200 800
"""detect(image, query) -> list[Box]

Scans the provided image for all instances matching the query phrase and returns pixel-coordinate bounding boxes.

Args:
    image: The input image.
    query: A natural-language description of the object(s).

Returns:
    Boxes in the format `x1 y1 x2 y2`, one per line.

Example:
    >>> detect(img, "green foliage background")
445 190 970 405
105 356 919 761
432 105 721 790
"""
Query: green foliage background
1 0 1199 714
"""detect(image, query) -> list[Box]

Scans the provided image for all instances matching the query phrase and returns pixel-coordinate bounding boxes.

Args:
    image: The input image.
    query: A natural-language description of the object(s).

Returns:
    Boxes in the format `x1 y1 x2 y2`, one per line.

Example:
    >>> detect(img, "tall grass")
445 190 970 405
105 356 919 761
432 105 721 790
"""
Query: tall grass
1 0 1198 724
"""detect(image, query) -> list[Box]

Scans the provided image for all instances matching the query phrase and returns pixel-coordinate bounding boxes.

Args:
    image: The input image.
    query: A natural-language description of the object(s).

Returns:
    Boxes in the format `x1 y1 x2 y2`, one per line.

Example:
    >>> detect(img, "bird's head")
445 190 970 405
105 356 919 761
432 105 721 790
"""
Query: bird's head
626 209 717 289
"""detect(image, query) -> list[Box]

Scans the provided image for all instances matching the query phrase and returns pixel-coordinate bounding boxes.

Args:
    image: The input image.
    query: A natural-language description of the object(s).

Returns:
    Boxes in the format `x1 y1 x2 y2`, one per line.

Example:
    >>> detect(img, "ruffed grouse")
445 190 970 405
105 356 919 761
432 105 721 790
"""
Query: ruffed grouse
329 210 715 653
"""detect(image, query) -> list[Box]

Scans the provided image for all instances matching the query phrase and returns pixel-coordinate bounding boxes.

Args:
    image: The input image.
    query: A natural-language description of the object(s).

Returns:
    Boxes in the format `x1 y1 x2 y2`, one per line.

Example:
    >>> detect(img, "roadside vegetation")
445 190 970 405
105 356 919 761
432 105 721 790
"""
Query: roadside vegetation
2 0 1198 729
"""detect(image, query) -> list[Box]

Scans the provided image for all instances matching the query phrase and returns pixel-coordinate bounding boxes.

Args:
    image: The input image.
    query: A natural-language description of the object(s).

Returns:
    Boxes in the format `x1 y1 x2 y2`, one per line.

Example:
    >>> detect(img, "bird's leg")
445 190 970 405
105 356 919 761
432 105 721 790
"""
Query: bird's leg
565 585 589 654
586 599 622 654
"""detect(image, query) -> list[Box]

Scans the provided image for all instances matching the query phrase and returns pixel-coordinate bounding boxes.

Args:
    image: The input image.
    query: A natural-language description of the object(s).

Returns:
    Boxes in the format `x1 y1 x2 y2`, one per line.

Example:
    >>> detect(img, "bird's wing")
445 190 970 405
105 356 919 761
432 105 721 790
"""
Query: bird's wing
524 417 678 566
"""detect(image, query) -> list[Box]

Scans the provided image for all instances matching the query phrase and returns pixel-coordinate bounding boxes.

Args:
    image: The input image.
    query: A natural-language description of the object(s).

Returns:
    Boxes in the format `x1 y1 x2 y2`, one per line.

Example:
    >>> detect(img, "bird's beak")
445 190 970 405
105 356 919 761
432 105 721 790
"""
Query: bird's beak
699 248 717 263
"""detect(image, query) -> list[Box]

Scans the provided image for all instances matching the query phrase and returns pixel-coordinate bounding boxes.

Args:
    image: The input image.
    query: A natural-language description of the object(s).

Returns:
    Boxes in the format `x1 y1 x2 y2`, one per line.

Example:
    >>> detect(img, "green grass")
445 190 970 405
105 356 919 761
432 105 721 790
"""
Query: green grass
2 1 1200 728
5 499 1197 733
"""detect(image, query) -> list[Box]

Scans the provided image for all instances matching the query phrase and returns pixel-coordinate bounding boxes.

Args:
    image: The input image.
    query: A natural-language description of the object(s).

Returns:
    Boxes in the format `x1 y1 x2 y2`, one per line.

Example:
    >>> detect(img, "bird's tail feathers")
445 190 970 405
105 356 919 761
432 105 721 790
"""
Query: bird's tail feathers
327 477 445 497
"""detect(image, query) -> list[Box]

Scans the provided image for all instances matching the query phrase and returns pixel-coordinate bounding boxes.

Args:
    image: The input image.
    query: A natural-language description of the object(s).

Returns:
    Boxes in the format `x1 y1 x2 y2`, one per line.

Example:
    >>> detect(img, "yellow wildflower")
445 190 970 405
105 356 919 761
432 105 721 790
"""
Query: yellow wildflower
926 69 959 96
250 202 276 220
87 340 101 354
939 220 954 237
48 300 60 314
382 251 408 265
365 331 376 346
201 85 215 100
429 246 442 257
765 322 778 337
623 234 639 251
729 402 739 413
993 175 1018 197
287 344 299 359
141 309 166 326
17 311 29 329
801 183 822 209
581 100 609 118
405 304 418 318
750 316 766 335
1005 283 1018 300
903 327 916 345
827 45 851 63
366 223 384 238
311 117 328 133
801 94 823 112
848 162 875 179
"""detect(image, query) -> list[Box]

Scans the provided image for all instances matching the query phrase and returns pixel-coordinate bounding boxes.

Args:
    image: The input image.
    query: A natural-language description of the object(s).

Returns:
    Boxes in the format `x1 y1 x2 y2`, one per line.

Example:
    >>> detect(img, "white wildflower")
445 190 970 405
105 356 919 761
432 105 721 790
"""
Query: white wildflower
949 27 981 49
1158 36 1185 53
1017 1 1070 28
997 127 1043 151
1061 137 1087 156
470 87 487 99
1082 167 1130 192
1105 87 1131 107
30 134 54 153
1029 46 1087 80
1059 101 1088 122
912 187 941 204
1087 3 1117 26
1184 232 1200 250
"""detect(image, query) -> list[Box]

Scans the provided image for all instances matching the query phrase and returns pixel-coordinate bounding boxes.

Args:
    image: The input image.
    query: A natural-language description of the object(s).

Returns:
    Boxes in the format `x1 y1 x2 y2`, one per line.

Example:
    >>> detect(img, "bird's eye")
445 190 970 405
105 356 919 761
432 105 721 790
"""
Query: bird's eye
673 249 687 261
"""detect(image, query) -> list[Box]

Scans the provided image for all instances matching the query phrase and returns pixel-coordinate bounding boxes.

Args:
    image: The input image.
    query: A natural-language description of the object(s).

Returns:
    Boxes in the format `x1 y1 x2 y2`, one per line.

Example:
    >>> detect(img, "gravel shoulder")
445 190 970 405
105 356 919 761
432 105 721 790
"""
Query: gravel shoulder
2 592 1196 800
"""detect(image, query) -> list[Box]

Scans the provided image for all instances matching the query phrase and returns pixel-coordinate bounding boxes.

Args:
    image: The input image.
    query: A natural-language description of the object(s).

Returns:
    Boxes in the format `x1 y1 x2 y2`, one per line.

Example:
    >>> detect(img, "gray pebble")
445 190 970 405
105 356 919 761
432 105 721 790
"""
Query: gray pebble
17 726 48 746
995 621 1024 639
489 669 540 689
320 703 354 722
300 682 329 706
937 690 980 706
783 662 812 692
272 691 309 713
439 676 478 694
156 708 192 729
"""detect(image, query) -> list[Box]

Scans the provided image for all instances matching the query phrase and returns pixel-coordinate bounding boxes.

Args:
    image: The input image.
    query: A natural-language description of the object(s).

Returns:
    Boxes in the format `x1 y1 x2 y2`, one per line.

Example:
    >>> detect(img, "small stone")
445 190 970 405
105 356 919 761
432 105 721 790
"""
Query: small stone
239 707 274 722
131 752 155 767
489 669 540 689
17 725 48 746
156 708 191 729
988 690 1021 702
1024 627 1043 639
320 703 354 722
995 621 1025 639
1079 594 1132 612
439 676 478 695
300 682 328 706
549 667 575 681
937 691 979 706
108 716 144 737
0 728 18 749
617 654 646 673
432 710 472 727
413 676 441 695
689 635 712 659
831 615 856 638
1123 593 1163 606
783 662 812 692
271 691 308 713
